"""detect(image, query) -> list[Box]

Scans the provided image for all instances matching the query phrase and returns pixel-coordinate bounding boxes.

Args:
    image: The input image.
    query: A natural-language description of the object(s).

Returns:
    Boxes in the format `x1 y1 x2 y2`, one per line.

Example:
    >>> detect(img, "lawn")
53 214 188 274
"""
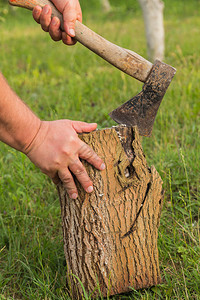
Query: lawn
0 0 199 299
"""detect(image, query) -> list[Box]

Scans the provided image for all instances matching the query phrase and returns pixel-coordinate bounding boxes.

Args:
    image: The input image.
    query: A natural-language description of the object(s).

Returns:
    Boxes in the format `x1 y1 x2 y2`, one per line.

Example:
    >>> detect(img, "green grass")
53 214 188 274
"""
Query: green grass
0 0 200 299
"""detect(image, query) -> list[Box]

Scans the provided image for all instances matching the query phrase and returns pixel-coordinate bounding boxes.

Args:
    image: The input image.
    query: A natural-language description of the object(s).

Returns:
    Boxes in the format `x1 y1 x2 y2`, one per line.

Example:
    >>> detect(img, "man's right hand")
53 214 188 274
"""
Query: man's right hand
32 0 82 45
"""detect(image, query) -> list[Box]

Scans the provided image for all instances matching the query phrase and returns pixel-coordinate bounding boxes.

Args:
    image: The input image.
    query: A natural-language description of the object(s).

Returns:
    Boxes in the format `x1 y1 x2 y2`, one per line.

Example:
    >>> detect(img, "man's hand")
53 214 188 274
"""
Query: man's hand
0 74 104 199
26 120 105 199
32 0 82 45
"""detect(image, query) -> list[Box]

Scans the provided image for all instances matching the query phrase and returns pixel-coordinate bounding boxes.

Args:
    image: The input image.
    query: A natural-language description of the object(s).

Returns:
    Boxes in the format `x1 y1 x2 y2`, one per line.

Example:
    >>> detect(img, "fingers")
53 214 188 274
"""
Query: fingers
32 5 42 24
79 142 105 171
58 168 78 199
62 32 77 46
32 1 82 45
62 0 82 45
34 5 52 32
33 5 62 41
62 0 82 35
63 10 76 37
53 142 104 200
26 119 104 200
72 121 97 133
54 159 94 199
58 157 94 199
49 17 62 41
69 159 93 193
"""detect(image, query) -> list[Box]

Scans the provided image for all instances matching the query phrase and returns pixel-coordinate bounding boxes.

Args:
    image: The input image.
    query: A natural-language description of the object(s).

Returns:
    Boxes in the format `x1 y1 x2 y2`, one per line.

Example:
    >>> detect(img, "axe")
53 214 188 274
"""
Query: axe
9 0 176 136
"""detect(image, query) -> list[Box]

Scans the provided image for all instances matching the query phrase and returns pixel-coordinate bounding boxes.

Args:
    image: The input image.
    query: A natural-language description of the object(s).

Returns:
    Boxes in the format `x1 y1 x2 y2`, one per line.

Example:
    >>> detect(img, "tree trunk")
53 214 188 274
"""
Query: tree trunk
138 0 165 61
57 125 164 299
100 0 112 12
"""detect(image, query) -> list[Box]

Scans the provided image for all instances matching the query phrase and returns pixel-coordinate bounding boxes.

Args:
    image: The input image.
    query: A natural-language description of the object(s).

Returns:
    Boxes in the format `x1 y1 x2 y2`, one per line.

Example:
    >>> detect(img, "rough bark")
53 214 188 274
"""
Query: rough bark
57 125 164 299
138 0 165 61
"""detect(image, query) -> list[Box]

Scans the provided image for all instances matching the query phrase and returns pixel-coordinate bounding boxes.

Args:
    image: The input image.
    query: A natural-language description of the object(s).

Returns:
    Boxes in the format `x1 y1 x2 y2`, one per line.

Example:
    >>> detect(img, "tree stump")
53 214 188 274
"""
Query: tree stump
57 125 164 299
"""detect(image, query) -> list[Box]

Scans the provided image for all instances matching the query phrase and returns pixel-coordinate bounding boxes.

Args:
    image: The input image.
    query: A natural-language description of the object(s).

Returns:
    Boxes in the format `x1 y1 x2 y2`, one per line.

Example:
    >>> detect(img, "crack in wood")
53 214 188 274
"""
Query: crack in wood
114 126 136 162
121 182 151 239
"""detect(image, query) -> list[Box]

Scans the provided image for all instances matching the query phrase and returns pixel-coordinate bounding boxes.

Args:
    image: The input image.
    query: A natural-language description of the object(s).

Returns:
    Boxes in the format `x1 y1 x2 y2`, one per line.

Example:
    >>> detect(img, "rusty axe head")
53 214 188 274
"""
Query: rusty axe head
109 60 176 136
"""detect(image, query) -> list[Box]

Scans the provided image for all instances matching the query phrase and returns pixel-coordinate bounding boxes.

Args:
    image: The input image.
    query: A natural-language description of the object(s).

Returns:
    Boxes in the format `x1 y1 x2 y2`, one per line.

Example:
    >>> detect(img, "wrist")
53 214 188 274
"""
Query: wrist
24 121 49 156
21 118 42 154
11 112 42 154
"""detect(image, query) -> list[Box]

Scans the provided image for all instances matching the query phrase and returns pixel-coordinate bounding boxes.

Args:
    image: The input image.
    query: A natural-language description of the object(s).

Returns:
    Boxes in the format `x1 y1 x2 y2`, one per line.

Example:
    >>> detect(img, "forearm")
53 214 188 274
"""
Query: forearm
0 73 41 153
0 73 105 199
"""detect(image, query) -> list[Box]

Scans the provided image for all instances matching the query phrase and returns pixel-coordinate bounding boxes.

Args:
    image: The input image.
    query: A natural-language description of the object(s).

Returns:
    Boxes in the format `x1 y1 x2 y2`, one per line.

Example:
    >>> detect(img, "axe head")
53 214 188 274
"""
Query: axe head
109 60 176 136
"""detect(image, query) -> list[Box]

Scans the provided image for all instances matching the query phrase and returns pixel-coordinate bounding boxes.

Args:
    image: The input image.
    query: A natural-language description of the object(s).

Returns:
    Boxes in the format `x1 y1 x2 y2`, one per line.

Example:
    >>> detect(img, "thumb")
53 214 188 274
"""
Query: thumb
72 121 97 133
63 8 77 37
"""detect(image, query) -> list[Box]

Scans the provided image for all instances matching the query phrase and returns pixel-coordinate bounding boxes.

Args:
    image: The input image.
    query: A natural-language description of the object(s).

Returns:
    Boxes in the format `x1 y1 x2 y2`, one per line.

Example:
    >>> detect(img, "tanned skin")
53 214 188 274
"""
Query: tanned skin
0 0 105 199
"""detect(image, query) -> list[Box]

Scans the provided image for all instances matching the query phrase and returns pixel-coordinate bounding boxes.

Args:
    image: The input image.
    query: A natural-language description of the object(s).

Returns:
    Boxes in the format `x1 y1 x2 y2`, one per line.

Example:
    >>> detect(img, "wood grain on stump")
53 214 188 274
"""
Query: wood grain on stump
57 125 164 299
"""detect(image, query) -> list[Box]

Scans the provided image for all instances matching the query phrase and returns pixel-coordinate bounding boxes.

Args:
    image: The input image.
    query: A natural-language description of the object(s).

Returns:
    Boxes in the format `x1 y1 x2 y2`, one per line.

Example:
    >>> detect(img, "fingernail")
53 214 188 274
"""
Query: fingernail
87 186 93 193
69 28 75 36
43 6 49 14
52 18 57 26
71 193 78 199
35 8 40 15
100 163 106 170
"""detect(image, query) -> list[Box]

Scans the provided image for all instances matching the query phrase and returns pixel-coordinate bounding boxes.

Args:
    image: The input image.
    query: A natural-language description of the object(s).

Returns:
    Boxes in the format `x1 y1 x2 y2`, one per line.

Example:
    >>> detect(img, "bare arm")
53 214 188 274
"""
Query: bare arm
0 73 41 152
0 73 105 199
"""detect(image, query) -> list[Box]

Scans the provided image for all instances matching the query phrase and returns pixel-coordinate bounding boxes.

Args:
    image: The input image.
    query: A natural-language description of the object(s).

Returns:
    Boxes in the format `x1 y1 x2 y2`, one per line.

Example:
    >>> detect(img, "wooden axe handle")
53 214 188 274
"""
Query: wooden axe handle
9 0 153 82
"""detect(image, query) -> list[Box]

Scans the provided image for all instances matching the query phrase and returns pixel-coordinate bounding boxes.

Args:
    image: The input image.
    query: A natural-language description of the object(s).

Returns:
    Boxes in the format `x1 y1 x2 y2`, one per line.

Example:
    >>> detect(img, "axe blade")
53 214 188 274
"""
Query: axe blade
109 60 176 136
